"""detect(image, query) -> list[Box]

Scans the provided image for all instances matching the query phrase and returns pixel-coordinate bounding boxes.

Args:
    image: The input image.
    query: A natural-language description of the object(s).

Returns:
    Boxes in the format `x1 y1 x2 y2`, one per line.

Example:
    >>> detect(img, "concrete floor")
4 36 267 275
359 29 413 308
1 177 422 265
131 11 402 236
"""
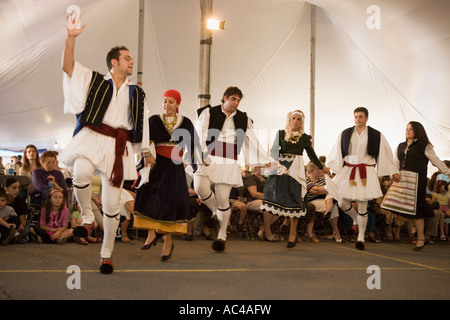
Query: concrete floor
1 234 449 303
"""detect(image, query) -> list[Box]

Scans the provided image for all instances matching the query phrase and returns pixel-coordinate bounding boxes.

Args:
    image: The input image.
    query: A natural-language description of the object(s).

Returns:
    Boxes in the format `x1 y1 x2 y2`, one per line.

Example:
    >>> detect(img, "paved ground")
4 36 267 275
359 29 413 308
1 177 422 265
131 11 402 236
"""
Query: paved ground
1 233 449 304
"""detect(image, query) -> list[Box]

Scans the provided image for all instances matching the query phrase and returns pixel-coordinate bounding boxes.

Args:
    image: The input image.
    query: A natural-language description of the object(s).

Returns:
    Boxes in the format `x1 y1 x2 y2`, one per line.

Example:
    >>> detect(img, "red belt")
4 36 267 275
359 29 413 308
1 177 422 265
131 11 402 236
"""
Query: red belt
155 145 183 163
345 163 374 186
210 141 238 160
86 124 131 188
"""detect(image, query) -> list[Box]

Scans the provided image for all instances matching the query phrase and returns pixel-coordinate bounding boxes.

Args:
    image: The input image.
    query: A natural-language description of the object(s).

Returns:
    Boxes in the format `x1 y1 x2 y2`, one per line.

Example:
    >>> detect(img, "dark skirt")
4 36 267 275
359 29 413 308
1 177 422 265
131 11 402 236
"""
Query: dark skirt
134 155 195 234
261 159 306 218
392 173 434 220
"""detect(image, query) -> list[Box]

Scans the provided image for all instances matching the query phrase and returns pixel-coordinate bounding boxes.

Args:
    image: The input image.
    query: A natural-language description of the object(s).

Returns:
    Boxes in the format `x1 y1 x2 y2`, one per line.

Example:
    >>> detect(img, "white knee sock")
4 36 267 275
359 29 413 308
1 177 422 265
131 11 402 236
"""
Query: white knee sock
73 185 95 225
357 213 368 242
216 208 231 241
100 213 120 259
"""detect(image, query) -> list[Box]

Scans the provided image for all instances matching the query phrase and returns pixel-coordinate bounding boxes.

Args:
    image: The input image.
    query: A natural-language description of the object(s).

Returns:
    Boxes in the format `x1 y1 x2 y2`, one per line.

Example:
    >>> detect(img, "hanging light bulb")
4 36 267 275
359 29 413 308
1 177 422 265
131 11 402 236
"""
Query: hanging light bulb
207 19 226 30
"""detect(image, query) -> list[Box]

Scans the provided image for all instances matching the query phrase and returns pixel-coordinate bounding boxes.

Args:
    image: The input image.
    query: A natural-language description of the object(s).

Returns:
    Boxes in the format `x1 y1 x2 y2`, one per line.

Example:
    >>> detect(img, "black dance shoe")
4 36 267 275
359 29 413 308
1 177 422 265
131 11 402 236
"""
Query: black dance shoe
212 239 225 252
161 244 174 262
286 241 296 248
99 258 114 274
141 236 158 250
355 241 365 250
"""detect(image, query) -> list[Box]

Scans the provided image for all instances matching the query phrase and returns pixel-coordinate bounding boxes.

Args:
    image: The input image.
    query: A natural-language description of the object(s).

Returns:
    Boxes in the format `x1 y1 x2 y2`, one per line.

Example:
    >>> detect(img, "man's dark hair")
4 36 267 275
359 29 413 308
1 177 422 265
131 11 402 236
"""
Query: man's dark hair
354 106 369 117
221 86 243 103
106 46 129 71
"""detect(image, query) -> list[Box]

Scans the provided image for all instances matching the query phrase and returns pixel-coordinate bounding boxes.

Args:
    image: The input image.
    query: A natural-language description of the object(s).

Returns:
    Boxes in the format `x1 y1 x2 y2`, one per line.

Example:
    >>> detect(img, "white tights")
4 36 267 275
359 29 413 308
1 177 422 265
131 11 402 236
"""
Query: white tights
72 157 122 259
194 174 232 241
339 198 368 242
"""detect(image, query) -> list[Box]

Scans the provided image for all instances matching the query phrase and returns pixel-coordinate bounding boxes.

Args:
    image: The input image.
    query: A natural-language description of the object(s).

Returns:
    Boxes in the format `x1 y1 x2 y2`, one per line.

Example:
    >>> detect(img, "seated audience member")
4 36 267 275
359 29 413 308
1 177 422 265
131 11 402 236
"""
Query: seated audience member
18 144 42 180
118 188 135 243
3 177 28 243
70 202 101 245
28 190 73 244
432 179 449 240
70 203 83 230
0 189 19 245
90 176 104 232
245 165 279 241
365 200 382 243
241 165 252 178
185 171 213 241
18 144 42 200
5 156 20 175
306 162 342 242
31 151 67 207
229 186 248 233
437 160 450 184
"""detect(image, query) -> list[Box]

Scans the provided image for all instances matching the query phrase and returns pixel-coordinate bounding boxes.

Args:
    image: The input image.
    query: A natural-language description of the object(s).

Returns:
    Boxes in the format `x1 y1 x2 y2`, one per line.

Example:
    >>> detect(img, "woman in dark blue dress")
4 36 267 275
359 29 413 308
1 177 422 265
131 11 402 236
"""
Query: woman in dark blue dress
134 90 200 261
262 110 329 248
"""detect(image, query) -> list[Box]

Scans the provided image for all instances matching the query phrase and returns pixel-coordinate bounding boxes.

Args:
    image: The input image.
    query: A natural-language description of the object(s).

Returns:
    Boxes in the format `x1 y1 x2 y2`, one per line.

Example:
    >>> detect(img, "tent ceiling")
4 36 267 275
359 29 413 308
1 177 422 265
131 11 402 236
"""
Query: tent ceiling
0 0 448 164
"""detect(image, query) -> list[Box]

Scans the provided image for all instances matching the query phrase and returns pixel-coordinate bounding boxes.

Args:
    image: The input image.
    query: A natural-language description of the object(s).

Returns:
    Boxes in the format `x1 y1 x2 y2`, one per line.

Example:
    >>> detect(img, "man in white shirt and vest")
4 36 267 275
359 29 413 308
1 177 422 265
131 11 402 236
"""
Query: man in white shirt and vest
60 20 149 273
327 107 400 250
194 87 273 252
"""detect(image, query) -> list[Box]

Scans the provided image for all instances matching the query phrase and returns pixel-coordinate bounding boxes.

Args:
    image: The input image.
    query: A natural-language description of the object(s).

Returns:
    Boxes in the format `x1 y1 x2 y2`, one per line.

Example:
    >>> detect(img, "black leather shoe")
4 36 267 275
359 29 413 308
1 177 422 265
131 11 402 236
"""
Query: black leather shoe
413 239 426 252
161 244 174 262
99 258 114 274
286 241 296 248
356 241 365 250
141 236 157 250
212 239 225 252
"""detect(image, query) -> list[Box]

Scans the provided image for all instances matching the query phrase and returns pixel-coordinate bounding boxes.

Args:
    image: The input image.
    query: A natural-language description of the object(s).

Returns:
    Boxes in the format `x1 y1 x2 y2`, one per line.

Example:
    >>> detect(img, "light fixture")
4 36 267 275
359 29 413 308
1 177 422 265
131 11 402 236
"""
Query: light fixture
207 19 226 30
53 142 59 149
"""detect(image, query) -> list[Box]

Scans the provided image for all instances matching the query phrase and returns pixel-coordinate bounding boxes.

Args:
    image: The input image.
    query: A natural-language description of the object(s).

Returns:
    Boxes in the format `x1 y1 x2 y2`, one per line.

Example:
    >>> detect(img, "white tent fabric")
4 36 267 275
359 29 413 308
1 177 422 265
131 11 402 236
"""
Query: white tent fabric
1 0 449 171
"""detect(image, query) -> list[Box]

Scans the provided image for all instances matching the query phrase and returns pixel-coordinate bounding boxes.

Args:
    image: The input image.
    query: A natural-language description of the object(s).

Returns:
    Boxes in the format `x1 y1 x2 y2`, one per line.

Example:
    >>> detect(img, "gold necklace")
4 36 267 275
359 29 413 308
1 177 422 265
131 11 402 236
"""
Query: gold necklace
288 132 301 143
162 113 178 133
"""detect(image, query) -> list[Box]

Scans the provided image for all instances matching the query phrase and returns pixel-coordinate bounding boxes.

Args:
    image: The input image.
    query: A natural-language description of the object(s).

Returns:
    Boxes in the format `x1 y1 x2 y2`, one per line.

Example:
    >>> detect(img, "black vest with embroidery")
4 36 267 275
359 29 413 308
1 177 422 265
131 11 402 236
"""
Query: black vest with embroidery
341 126 381 160
73 71 145 143
197 104 248 154
397 141 428 174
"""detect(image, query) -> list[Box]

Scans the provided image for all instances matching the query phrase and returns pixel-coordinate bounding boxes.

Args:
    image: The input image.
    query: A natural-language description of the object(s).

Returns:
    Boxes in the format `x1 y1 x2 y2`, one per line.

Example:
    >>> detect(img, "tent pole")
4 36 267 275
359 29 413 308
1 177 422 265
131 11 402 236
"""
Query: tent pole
310 4 316 147
137 0 145 87
198 0 213 109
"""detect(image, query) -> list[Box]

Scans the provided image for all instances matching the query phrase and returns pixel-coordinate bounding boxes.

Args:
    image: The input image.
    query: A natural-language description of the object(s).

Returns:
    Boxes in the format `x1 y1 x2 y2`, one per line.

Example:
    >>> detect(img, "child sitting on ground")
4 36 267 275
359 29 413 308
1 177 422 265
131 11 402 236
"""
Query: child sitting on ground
29 190 72 244
0 189 18 245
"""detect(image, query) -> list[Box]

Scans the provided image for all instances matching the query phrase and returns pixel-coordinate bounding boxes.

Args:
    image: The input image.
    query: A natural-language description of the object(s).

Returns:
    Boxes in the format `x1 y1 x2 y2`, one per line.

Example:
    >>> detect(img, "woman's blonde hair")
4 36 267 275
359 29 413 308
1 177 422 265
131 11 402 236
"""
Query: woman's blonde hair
284 109 305 141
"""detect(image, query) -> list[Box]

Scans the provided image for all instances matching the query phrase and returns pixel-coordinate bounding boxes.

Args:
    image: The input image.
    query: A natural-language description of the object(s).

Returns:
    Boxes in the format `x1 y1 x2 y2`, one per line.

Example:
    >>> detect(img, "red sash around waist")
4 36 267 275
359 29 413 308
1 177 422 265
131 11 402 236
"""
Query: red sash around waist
345 163 375 187
156 145 183 163
210 141 238 160
86 124 131 188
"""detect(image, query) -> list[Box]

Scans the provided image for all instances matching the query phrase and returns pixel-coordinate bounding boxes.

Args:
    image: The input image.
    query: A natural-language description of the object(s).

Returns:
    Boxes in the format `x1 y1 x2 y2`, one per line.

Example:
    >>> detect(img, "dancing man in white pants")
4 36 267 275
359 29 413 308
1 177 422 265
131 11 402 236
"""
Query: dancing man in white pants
194 87 273 252
60 20 149 273
327 107 399 250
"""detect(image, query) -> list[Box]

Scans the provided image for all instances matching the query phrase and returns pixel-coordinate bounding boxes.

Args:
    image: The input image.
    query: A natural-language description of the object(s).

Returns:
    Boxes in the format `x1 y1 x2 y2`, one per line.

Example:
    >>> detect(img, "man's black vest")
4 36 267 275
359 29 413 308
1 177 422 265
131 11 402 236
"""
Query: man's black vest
397 140 428 174
197 104 248 154
341 126 381 160
73 71 145 143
